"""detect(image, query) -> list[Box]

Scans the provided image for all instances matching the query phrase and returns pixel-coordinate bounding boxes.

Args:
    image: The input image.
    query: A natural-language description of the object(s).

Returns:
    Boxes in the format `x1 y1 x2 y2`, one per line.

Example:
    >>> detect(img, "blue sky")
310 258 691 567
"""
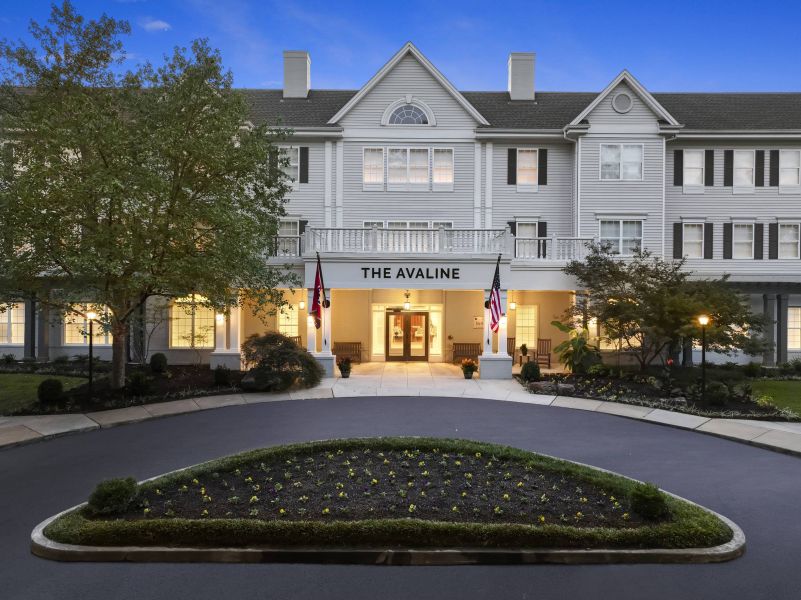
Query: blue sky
3 1 801 92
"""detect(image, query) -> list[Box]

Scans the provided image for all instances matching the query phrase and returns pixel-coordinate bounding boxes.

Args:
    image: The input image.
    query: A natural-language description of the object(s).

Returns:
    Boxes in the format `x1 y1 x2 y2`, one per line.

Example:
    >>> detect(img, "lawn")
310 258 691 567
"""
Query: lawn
0 373 86 414
751 380 801 415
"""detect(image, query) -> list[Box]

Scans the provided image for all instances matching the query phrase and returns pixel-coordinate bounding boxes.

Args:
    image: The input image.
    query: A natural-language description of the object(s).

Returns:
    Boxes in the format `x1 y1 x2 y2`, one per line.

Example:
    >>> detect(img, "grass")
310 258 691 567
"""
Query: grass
0 373 86 414
751 380 801 415
45 437 733 551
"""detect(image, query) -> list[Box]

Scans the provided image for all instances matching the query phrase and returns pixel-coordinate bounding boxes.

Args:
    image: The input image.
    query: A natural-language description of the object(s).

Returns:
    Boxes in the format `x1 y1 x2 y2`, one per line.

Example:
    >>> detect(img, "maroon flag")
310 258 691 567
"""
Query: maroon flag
489 254 502 333
310 252 327 329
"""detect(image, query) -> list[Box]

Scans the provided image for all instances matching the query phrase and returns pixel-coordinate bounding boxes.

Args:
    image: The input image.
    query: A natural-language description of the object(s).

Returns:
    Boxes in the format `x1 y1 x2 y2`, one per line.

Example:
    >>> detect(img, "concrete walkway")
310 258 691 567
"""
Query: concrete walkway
1 362 801 456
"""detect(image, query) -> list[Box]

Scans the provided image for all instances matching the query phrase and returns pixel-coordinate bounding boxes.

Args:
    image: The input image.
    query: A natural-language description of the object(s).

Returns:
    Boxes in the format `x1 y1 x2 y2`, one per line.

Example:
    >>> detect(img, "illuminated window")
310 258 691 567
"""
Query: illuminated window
278 305 299 338
515 305 538 350
0 303 25 344
170 295 215 348
789 308 801 351
64 305 111 345
517 149 538 186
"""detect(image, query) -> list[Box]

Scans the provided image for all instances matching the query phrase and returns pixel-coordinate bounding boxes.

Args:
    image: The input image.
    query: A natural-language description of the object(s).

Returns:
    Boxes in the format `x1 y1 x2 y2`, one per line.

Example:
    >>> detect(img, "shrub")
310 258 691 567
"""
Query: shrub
38 378 64 406
240 332 324 392
2 353 15 364
705 381 729 407
778 362 795 376
87 477 138 516
214 365 232 387
791 358 801 375
587 363 610 377
742 362 763 378
629 483 670 521
53 355 70 364
127 371 151 396
520 361 541 382
149 352 168 374
551 321 600 374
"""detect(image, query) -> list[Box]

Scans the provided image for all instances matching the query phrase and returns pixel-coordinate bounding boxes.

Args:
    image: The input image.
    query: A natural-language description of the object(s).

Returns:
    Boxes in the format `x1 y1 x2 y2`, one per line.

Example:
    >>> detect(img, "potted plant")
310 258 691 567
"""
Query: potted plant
520 343 528 357
337 357 352 379
460 358 478 380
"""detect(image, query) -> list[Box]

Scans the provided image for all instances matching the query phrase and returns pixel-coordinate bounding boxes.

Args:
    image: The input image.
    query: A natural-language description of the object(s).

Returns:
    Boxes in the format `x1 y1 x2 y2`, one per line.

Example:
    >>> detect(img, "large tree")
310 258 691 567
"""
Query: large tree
0 2 295 389
563 243 765 369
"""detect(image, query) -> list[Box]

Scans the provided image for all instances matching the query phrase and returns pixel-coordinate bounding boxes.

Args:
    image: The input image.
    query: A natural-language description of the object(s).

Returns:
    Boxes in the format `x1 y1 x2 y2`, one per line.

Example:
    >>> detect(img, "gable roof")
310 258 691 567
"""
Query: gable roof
326 42 490 126
567 70 682 128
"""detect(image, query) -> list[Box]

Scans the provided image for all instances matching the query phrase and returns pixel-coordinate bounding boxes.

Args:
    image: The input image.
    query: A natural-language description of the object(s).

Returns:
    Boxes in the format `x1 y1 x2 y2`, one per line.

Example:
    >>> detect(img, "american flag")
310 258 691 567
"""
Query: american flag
489 254 502 333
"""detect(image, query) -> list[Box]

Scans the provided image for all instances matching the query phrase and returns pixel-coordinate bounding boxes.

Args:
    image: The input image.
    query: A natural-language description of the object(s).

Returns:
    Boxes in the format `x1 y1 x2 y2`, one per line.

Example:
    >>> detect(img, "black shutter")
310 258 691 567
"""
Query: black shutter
723 150 733 186
673 150 683 186
769 150 780 186
299 147 309 183
507 221 517 236
537 221 547 237
755 150 765 187
537 222 548 258
723 223 733 259
769 222 779 259
704 223 714 259
538 149 548 185
705 150 715 186
673 223 683 259
298 219 308 235
754 223 764 259
507 148 517 185
269 148 278 173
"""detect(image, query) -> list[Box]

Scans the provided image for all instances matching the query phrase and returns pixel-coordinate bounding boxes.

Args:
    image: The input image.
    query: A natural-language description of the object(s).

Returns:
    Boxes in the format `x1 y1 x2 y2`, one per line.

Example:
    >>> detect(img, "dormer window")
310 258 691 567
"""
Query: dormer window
389 104 428 125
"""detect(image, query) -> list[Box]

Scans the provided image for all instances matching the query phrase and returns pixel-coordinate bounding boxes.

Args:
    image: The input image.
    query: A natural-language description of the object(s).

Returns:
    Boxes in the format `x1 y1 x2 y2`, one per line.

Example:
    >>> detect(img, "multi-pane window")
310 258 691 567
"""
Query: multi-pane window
387 148 428 189
363 148 384 187
516 222 539 238
600 144 643 180
789 307 801 350
517 149 538 186
780 150 801 187
280 147 299 181
732 223 754 259
275 220 300 257
64 305 111 345
409 149 428 185
170 295 215 349
278 306 299 338
683 223 704 258
683 150 704 186
432 148 454 189
363 221 453 229
779 223 801 259
0 303 24 344
599 220 643 256
733 150 754 187
388 104 428 125
515 305 538 351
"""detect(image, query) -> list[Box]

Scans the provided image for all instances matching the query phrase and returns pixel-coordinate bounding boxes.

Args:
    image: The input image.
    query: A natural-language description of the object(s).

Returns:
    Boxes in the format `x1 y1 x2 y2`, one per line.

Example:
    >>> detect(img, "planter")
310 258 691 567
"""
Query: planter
340 371 351 379
463 372 475 380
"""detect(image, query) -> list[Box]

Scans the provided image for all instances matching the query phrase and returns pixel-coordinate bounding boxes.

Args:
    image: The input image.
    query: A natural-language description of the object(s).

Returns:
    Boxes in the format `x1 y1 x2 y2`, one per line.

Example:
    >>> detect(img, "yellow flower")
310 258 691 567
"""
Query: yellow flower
502 493 510 501
408 504 417 513
201 509 208 516
322 507 330 515
249 495 259 504
538 515 546 523
475 452 482 458
371 478 379 485
143 508 151 516
461 491 468 497
623 512 630 520
579 497 588 503
279 508 286 515
245 476 253 483
516 482 524 488
192 479 199 485
452 505 459 512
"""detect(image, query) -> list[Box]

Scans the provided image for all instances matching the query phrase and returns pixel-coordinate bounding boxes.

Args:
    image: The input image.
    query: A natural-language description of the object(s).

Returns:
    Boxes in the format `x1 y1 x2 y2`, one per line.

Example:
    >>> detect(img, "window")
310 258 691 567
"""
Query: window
64 305 111 345
599 220 643 256
387 148 429 190
170 295 215 349
280 147 299 182
388 104 428 125
733 150 754 187
516 221 539 238
683 150 704 187
275 220 300 257
362 148 384 188
600 144 643 180
789 307 801 350
363 221 453 229
779 223 800 259
431 221 453 229
683 223 704 258
515 305 538 351
780 150 801 187
1 303 24 344
432 148 454 190
278 306 299 338
517 149 538 186
732 223 754 259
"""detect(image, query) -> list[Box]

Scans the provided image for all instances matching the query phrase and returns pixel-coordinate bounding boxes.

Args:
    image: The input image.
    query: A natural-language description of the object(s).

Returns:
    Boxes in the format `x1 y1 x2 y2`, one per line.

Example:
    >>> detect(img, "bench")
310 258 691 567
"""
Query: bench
333 342 362 363
289 336 302 347
452 342 481 363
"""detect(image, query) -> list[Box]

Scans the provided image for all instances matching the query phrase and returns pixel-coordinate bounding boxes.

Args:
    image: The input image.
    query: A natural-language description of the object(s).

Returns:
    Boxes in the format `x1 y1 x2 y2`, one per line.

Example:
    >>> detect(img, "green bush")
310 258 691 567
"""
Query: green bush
778 362 795 376
127 371 150 396
587 363 610 377
240 332 324 392
742 362 763 378
149 352 168 374
53 355 70 364
520 361 541 382
214 365 232 387
2 353 15 364
791 358 801 375
629 483 670 520
87 477 138 517
38 378 64 406
705 380 729 407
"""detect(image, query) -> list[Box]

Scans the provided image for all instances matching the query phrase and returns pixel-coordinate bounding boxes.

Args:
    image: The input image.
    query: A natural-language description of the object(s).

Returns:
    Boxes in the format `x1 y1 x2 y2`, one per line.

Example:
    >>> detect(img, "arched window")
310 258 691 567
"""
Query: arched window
388 104 429 125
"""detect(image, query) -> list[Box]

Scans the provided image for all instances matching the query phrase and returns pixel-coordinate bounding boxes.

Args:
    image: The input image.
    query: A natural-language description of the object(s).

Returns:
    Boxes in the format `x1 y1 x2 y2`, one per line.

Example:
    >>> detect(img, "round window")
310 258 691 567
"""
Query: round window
612 92 633 114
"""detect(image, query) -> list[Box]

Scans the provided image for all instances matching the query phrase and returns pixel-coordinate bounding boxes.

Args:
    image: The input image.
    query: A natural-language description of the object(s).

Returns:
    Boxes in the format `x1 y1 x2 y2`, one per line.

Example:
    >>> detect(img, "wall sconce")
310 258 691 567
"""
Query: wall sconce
298 300 305 311
403 290 411 311
509 302 516 311
215 313 225 324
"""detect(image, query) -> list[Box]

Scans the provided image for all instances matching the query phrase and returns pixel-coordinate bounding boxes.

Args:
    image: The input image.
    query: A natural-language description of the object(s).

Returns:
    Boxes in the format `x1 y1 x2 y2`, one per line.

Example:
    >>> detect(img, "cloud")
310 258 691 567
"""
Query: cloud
139 17 172 32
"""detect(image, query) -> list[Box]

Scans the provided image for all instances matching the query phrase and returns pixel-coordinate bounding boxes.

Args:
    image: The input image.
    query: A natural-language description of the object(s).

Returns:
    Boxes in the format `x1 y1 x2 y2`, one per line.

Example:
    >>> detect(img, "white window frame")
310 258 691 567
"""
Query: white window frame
381 97 436 127
362 147 385 191
515 220 539 239
732 150 755 193
64 305 112 346
683 149 705 193
779 149 801 192
387 147 430 192
1 302 25 345
278 146 299 187
516 148 539 192
275 219 300 257
682 222 705 259
789 307 801 351
432 147 454 192
278 305 299 339
732 222 755 259
778 222 801 260
598 219 643 256
599 144 644 181
515 305 539 351
169 295 216 349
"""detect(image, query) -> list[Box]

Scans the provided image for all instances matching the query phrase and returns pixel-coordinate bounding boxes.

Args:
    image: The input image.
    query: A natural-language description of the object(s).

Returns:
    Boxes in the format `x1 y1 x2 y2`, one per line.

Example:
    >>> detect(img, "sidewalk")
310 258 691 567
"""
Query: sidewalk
2 367 801 457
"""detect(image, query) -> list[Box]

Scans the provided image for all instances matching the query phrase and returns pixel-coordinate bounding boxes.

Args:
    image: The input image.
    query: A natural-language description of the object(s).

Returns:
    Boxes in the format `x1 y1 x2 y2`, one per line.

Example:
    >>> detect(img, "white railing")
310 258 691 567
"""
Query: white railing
271 235 302 258
306 227 508 255
515 236 594 261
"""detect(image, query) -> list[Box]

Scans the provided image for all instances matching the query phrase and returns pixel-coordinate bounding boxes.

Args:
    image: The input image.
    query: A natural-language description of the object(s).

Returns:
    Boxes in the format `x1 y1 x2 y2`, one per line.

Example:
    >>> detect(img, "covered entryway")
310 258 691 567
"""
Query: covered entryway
385 311 428 361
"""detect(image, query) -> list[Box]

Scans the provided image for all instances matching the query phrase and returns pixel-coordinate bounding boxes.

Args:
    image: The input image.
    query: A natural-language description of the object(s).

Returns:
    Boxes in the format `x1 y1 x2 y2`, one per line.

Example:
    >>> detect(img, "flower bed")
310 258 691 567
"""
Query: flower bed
44 438 733 552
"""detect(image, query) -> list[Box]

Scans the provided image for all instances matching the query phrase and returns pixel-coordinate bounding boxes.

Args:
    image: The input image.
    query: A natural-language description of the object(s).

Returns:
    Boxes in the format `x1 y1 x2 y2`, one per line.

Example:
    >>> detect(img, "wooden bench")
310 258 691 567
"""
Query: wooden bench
452 342 481 363
289 336 302 347
333 342 362 363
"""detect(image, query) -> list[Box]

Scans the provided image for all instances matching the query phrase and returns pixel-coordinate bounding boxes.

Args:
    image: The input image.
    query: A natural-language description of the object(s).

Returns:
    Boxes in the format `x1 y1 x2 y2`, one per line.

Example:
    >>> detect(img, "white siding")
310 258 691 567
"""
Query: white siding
586 82 660 134
283 141 326 226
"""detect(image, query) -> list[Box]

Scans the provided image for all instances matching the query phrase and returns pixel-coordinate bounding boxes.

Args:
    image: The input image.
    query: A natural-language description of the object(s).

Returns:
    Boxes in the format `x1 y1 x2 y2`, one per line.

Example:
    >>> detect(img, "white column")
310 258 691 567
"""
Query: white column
497 290 509 356
306 288 316 353
482 292 492 356
335 141 344 228
321 292 332 355
473 142 482 228
228 304 241 354
484 142 493 229
214 312 226 353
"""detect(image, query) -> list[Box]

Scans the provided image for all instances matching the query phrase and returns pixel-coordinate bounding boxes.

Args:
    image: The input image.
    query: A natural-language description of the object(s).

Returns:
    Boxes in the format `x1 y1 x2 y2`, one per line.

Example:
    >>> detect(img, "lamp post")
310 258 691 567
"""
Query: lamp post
697 315 710 402
86 311 97 400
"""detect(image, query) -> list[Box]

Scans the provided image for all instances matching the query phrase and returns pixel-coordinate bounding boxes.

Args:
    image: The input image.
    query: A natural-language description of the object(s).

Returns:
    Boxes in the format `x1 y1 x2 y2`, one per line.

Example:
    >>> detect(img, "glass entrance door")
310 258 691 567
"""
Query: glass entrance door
385 311 429 361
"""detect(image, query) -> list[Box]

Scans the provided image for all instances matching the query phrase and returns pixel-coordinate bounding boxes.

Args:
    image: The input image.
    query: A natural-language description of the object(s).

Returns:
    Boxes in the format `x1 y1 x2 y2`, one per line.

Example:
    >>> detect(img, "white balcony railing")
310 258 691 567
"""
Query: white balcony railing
271 235 302 258
514 236 594 261
306 227 508 255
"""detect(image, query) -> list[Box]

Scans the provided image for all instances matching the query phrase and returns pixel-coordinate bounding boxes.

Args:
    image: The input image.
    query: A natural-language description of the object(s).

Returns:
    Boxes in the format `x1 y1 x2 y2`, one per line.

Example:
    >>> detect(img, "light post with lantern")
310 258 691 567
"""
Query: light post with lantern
697 315 710 402
86 310 98 400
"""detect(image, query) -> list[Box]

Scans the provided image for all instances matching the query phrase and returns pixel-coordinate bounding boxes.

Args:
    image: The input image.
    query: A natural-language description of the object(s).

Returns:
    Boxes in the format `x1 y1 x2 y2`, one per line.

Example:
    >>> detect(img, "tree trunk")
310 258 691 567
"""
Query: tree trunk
111 320 129 389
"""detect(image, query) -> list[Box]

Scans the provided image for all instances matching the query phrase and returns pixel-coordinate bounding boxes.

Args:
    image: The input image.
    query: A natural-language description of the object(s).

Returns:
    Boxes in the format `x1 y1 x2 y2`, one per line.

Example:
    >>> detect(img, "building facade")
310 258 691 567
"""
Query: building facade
4 43 801 372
